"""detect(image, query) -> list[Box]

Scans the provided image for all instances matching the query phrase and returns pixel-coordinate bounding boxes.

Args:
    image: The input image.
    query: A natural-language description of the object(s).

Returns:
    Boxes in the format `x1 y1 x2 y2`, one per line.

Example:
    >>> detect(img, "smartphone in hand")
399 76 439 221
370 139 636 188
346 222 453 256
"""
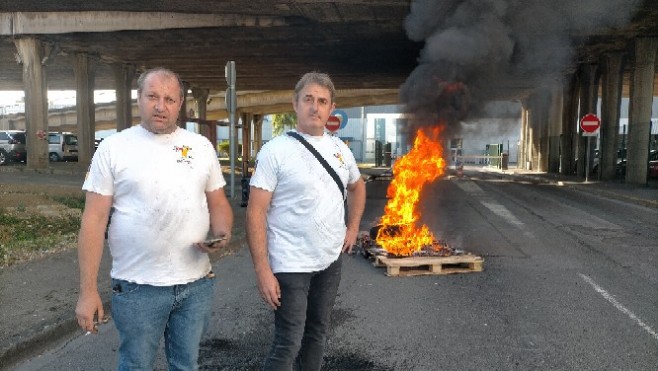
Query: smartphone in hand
204 236 228 245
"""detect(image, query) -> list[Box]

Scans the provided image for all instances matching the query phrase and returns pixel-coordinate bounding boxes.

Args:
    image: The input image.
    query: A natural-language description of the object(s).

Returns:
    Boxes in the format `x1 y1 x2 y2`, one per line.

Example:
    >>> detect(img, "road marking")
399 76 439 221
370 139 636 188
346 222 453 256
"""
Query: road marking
455 180 531 235
579 273 658 341
481 201 525 227
454 180 486 196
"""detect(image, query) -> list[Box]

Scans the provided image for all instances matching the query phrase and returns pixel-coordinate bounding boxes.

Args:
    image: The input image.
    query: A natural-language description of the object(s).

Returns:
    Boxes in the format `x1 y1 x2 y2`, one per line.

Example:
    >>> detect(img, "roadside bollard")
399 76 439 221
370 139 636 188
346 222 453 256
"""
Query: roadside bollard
240 176 250 207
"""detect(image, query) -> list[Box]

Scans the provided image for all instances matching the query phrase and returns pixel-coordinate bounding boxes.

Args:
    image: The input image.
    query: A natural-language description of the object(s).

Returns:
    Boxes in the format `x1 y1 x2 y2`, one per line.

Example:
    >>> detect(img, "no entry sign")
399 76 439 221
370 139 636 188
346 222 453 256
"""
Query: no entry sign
580 113 600 136
326 110 349 132
326 116 341 132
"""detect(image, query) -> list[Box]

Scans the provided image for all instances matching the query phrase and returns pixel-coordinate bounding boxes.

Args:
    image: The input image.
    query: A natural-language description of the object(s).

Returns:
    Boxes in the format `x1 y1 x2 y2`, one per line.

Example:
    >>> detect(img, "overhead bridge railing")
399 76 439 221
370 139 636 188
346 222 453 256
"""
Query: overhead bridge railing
453 154 509 170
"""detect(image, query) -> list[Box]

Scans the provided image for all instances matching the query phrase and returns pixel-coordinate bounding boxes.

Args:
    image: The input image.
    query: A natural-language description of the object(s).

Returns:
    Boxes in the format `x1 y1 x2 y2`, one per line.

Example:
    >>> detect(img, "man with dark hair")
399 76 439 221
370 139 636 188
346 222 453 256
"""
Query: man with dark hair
247 71 366 370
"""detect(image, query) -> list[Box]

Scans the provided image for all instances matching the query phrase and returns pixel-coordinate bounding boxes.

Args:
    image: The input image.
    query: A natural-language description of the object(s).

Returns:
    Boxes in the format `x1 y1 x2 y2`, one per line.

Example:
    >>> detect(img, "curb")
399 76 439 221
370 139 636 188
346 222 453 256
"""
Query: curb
499 171 658 209
0 233 247 370
0 165 86 176
566 184 658 209
0 243 248 371
0 305 105 371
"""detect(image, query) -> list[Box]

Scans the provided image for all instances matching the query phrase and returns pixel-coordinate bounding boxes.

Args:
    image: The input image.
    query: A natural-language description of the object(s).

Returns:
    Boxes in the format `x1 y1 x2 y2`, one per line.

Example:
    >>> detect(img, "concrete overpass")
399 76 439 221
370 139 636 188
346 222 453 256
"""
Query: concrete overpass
1 1 658 184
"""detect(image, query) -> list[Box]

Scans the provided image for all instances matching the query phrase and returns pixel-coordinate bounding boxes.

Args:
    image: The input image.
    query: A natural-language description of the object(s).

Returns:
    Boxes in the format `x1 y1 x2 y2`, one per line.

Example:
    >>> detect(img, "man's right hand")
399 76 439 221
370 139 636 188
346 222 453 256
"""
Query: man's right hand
75 291 104 334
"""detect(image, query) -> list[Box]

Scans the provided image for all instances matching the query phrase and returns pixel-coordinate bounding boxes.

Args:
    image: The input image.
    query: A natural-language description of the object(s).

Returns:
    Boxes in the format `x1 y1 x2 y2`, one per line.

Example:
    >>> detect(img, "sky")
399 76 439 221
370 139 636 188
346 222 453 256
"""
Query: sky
0 91 25 105
0 90 125 138
0 90 122 107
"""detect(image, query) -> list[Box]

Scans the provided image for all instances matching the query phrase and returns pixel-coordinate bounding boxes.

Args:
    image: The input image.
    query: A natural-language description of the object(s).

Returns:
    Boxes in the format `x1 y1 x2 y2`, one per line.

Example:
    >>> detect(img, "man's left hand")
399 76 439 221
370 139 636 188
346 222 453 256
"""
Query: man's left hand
342 228 358 254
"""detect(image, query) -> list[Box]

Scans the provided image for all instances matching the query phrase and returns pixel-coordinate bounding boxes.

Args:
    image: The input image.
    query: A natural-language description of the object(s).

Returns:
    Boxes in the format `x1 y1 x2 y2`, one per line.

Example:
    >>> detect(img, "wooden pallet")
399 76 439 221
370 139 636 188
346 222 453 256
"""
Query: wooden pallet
373 254 484 277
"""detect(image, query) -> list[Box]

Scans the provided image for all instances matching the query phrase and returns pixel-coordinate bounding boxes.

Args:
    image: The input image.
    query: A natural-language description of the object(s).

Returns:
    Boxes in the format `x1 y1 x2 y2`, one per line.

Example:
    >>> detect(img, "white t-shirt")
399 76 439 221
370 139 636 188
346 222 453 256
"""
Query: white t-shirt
83 125 226 285
250 131 361 273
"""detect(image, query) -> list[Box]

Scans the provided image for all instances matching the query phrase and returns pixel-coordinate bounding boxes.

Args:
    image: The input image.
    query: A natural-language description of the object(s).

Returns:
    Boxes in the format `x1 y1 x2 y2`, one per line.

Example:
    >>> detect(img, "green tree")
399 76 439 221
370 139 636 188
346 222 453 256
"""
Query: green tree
271 112 296 136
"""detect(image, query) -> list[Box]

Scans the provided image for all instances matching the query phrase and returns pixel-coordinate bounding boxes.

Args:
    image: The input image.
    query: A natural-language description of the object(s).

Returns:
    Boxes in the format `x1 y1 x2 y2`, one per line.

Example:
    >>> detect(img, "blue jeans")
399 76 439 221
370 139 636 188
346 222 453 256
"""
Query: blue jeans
111 275 215 371
265 256 343 371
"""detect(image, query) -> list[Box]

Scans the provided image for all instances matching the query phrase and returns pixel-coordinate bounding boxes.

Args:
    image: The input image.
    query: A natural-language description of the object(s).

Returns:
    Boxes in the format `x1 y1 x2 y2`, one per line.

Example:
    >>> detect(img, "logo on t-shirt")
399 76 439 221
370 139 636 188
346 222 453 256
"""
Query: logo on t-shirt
174 145 193 165
334 152 346 169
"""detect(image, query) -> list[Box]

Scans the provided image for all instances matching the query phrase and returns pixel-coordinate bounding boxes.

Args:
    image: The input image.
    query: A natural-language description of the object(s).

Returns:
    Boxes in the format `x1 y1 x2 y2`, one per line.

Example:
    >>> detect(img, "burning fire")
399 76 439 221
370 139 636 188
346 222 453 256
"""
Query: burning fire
376 126 446 256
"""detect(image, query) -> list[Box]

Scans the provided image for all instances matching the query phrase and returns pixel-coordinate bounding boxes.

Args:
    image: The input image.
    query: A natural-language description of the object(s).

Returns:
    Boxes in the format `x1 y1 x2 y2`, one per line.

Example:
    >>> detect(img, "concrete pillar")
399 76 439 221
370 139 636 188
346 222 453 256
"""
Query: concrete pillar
113 64 135 131
14 37 49 169
253 115 264 155
534 89 551 172
519 102 529 169
576 64 600 178
548 83 563 174
525 93 548 172
241 112 253 175
238 112 248 171
74 53 96 167
527 121 534 170
560 74 578 175
528 98 539 171
177 81 189 128
192 88 210 138
208 121 217 153
626 37 657 185
599 52 625 181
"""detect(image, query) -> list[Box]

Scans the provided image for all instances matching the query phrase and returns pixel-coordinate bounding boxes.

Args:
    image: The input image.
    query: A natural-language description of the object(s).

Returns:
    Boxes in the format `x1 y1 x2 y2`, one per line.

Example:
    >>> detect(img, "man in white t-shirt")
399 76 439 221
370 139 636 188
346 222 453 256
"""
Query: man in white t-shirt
246 72 366 370
75 67 234 370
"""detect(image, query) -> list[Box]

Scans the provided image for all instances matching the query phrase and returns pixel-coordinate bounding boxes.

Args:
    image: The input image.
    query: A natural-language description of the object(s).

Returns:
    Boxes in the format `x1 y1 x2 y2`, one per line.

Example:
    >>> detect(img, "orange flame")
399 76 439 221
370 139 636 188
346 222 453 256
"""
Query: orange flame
376 126 446 256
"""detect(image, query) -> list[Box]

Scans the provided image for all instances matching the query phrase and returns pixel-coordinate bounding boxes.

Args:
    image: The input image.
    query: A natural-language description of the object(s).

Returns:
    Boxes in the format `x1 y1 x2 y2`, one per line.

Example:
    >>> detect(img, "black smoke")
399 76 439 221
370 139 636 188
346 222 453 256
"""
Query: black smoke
401 0 642 130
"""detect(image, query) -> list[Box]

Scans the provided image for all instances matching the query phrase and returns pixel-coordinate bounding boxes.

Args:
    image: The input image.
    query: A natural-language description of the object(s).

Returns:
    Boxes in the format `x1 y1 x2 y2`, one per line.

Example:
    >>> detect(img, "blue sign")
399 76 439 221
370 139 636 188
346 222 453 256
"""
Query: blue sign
331 109 349 129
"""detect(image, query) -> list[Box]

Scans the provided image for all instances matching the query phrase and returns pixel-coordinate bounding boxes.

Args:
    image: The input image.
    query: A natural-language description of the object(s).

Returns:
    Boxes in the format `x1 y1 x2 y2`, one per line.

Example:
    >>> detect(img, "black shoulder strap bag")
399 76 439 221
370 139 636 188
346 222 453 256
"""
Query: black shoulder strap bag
287 131 346 201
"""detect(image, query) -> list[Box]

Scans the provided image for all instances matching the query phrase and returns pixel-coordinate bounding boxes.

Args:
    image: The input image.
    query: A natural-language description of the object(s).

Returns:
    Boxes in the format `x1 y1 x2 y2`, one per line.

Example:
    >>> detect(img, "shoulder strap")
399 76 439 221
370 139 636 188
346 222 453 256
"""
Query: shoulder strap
287 131 345 200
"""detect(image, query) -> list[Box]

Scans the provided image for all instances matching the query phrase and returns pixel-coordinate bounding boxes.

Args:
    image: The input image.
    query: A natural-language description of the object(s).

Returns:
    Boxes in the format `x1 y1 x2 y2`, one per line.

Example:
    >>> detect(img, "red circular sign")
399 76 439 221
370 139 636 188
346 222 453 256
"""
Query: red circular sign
580 113 601 133
326 116 341 132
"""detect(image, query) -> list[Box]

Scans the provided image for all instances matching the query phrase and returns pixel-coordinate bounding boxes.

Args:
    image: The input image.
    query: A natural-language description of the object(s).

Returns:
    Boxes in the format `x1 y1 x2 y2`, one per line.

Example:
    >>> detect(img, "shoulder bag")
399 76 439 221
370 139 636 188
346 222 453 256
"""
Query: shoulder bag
287 131 346 200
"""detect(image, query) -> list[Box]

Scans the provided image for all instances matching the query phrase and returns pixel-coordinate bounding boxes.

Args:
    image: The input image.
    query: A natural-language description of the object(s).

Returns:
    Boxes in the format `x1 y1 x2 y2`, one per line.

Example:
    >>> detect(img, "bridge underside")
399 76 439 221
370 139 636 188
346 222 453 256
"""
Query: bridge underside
1 2 658 186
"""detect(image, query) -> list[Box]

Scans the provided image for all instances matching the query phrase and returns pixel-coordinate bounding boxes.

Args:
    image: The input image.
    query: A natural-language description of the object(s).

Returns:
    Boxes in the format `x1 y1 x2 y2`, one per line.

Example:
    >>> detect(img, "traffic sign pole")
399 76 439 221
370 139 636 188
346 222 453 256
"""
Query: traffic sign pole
586 137 591 182
225 61 236 198
579 113 600 182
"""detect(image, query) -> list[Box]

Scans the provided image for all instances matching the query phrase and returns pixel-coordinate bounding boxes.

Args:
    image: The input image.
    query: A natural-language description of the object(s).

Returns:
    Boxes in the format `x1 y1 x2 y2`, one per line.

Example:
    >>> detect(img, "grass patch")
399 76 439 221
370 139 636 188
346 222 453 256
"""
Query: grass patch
0 183 85 267
0 207 81 268
0 234 78 268
50 194 86 210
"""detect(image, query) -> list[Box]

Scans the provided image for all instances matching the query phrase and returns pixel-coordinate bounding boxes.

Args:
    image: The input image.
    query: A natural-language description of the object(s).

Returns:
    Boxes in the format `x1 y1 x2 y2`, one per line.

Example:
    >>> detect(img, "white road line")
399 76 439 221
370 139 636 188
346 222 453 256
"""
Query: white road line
579 273 658 341
454 180 486 196
481 200 525 227
455 180 530 234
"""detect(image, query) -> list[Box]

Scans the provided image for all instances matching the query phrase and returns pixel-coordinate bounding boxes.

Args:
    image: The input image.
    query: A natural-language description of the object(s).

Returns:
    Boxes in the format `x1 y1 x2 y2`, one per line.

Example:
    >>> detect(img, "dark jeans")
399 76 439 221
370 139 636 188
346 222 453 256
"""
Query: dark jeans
264 256 343 371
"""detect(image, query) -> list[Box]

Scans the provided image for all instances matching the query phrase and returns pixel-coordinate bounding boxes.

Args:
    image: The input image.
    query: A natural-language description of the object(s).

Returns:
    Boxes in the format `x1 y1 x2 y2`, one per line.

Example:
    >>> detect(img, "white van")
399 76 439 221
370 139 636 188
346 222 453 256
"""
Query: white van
48 132 78 162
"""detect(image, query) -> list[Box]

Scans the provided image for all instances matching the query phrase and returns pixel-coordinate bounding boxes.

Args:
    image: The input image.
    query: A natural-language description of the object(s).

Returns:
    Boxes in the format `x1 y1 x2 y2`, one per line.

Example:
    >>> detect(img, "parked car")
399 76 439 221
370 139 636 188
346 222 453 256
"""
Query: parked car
616 149 658 178
649 149 658 178
591 149 600 174
0 130 27 165
48 132 78 162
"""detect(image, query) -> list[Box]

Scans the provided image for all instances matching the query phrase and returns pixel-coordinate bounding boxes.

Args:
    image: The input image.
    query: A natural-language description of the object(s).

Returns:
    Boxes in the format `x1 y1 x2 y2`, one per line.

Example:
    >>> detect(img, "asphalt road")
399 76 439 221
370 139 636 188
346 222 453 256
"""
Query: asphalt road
0 166 86 188
11 170 658 370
